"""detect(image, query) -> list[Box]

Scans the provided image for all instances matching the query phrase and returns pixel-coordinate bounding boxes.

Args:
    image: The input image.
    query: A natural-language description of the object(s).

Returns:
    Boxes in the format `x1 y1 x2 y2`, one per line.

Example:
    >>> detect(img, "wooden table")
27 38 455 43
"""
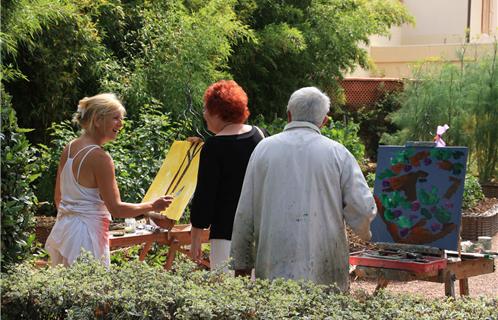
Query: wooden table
352 251 495 297
109 224 210 269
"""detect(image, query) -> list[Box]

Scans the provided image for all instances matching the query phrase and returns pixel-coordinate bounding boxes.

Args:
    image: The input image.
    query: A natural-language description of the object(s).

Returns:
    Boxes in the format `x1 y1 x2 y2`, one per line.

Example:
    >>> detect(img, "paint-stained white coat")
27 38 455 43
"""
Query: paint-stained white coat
230 121 377 291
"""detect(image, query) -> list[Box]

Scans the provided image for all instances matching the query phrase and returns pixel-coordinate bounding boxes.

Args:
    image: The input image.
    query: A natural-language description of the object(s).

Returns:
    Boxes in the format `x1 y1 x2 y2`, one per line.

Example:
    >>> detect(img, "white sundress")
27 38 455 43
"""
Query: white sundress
45 143 112 267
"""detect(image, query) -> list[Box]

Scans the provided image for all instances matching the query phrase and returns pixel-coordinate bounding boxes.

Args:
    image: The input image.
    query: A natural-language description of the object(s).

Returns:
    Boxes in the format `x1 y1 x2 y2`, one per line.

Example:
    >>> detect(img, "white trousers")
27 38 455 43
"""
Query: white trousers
209 239 231 272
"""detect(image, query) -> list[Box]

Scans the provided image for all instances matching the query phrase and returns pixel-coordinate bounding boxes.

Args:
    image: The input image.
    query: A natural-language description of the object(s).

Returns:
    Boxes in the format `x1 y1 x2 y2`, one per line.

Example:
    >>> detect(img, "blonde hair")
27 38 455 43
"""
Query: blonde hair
72 93 126 134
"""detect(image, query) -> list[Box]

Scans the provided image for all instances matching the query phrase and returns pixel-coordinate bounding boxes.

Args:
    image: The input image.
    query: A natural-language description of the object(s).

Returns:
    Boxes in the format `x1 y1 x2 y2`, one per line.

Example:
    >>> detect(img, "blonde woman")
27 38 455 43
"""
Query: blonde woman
45 93 174 267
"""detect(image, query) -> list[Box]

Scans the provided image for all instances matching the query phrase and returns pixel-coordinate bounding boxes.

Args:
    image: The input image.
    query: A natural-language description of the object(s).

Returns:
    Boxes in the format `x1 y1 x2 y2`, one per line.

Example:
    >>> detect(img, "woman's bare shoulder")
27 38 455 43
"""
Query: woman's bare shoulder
87 147 112 162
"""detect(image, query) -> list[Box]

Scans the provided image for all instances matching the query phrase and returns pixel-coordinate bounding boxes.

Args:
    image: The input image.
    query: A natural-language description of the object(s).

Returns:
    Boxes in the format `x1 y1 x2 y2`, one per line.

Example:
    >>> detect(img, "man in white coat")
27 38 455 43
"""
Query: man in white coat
230 87 376 291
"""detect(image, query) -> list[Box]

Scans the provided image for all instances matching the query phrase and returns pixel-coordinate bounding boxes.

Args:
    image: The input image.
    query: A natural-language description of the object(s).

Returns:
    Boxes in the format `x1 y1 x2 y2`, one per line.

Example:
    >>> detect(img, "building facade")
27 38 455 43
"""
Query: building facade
351 0 498 78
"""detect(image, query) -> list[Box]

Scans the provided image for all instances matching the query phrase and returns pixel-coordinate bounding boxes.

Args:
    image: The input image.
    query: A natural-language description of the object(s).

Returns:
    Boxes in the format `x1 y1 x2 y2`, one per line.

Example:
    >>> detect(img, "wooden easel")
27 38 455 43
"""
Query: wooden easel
109 224 210 269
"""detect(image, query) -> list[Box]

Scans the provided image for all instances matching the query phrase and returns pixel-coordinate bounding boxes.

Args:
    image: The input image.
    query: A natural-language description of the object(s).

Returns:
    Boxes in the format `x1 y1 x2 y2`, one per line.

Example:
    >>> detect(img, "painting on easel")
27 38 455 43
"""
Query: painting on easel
371 144 468 250
142 141 203 221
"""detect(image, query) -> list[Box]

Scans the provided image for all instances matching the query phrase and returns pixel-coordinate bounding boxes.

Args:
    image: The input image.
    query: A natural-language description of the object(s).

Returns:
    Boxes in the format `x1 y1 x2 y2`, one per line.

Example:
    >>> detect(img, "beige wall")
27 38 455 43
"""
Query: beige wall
371 0 498 46
349 0 498 78
400 0 468 45
368 43 495 78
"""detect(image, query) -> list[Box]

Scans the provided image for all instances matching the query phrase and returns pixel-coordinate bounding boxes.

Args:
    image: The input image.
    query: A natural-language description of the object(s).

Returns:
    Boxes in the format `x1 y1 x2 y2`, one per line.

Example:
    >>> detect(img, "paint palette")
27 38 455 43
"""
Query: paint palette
350 251 447 273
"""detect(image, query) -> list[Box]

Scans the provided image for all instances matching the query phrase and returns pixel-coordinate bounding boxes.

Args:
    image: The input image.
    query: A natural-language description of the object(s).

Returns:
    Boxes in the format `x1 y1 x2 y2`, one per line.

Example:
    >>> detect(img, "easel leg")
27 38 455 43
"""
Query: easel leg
139 242 153 261
459 278 469 296
374 277 390 295
164 240 180 270
444 271 456 298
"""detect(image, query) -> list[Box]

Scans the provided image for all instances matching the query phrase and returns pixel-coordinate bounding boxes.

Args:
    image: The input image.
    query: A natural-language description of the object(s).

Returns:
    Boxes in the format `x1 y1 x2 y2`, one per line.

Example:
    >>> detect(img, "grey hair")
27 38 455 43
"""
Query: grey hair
286 87 330 126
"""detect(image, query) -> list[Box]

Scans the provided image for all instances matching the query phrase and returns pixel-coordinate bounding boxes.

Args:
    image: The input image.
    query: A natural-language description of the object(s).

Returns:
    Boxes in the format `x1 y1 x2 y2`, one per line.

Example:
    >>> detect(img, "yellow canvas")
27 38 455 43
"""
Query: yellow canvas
142 140 203 220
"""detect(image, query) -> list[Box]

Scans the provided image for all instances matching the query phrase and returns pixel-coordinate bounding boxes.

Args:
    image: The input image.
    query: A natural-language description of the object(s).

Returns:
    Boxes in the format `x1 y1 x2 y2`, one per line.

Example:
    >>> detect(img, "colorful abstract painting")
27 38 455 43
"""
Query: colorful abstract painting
371 145 468 250
142 141 203 220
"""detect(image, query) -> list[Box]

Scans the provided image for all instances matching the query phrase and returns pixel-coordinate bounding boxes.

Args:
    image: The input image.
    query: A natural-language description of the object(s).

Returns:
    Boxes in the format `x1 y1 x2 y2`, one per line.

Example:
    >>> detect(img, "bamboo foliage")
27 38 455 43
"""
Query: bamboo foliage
382 42 498 183
467 44 498 183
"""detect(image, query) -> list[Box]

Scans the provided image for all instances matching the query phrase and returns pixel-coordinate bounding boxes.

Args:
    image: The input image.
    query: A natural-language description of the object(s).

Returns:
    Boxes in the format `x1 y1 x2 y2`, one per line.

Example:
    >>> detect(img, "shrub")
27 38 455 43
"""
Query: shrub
332 92 402 160
251 114 287 136
0 88 39 271
321 118 365 162
255 116 365 162
462 174 486 210
2 257 497 319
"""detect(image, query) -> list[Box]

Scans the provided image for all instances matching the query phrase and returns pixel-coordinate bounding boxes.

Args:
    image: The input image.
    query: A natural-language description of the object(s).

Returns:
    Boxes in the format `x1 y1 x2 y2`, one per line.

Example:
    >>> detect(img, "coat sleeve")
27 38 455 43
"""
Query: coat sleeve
340 149 377 241
230 151 258 270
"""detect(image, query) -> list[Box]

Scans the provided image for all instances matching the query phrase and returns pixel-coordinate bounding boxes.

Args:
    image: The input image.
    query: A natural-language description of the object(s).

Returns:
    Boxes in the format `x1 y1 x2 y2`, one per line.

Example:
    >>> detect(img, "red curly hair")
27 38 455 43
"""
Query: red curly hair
203 80 250 124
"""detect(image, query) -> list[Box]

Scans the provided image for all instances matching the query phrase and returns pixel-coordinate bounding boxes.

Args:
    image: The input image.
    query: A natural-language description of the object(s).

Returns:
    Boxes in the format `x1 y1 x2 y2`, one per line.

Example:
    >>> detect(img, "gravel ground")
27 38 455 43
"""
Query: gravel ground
350 233 498 298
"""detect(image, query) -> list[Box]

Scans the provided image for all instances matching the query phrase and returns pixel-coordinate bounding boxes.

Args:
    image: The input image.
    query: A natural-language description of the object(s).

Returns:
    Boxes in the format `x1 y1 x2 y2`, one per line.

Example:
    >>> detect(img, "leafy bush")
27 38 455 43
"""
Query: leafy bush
255 116 365 162
107 106 193 203
2 257 497 319
35 105 193 213
332 92 401 160
366 172 376 189
321 118 365 162
251 114 287 136
0 88 39 271
462 175 486 210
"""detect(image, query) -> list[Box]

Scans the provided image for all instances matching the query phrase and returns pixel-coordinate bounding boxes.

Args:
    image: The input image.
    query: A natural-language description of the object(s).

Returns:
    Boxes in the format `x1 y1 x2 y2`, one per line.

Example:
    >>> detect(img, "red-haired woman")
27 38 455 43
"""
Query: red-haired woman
189 80 266 272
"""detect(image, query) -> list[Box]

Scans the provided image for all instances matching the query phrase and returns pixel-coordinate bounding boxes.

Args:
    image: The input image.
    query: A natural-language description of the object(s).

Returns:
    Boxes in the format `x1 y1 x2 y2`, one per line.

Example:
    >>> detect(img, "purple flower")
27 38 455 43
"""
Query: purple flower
404 165 412 172
393 209 402 218
424 158 432 166
411 201 420 211
382 180 390 188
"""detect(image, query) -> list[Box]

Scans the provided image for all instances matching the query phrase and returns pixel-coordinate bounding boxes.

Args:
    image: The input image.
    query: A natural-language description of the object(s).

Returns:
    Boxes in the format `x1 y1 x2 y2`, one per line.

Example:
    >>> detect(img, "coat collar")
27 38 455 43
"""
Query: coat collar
283 121 321 134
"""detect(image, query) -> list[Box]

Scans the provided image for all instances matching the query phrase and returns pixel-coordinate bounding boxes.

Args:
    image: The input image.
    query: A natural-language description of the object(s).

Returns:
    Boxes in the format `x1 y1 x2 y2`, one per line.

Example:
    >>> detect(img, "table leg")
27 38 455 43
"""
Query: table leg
164 240 180 270
459 278 469 296
139 241 153 261
374 277 390 295
444 271 456 298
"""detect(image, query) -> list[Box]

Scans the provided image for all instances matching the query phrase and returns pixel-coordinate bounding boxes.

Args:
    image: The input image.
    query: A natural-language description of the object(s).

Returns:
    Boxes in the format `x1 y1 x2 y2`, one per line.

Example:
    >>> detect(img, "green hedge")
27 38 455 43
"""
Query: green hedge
1 88 39 271
254 116 366 162
2 257 497 319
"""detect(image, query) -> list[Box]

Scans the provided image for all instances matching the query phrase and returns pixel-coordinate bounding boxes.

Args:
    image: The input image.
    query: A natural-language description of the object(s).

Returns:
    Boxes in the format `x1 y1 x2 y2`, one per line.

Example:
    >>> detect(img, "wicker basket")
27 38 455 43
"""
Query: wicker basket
482 183 498 199
461 212 498 240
